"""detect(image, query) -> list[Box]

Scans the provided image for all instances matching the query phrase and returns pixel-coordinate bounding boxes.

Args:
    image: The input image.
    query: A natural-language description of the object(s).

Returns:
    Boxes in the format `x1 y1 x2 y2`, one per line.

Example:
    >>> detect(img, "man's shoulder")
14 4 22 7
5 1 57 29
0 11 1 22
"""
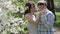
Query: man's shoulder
46 11 55 19
46 10 55 18
47 10 54 15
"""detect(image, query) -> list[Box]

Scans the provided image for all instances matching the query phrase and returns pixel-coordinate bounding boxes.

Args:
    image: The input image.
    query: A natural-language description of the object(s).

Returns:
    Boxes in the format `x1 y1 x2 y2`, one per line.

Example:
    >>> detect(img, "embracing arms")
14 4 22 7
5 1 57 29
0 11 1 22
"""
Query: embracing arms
24 13 41 25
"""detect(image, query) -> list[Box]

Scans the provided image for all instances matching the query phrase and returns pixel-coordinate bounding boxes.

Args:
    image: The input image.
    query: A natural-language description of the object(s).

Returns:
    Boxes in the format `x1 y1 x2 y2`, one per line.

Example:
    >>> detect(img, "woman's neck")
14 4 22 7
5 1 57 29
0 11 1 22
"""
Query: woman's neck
30 10 34 15
28 12 33 15
31 12 34 15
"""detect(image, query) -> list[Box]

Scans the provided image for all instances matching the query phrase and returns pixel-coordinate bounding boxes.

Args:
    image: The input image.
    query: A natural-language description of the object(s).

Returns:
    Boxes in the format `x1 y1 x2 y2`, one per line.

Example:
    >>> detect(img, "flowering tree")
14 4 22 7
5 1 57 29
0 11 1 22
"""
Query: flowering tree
0 0 28 34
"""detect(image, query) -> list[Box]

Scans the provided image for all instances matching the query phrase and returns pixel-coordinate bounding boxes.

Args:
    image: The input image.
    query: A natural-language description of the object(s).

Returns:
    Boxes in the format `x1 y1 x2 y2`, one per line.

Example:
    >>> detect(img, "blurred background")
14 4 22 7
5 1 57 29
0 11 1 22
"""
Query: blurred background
0 0 60 34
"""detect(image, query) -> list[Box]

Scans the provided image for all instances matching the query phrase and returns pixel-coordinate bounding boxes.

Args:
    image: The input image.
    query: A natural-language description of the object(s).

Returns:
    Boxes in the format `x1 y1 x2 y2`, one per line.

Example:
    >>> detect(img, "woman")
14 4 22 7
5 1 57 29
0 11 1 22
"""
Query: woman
24 1 40 34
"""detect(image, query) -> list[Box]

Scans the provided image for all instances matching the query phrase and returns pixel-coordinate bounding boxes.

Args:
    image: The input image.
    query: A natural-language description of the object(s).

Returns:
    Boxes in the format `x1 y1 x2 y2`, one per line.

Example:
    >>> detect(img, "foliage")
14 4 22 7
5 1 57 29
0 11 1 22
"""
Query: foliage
12 0 27 6
54 12 60 28
0 0 28 34
54 0 60 12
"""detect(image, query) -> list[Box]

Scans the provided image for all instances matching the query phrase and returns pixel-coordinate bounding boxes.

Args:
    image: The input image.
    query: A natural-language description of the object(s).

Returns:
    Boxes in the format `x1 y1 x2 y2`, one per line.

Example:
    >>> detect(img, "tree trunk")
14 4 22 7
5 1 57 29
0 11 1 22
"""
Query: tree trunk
47 0 51 11
51 0 55 14
51 0 56 21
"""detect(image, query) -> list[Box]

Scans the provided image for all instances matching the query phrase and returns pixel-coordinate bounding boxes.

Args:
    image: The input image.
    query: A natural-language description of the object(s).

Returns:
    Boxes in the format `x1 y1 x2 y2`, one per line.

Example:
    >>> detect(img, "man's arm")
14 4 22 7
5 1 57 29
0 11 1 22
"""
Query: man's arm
44 13 55 28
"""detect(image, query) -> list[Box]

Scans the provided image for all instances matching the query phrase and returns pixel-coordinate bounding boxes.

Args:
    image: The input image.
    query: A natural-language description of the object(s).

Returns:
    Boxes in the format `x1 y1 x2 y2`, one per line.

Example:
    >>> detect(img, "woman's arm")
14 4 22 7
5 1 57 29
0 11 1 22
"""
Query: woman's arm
24 13 40 25
35 13 41 25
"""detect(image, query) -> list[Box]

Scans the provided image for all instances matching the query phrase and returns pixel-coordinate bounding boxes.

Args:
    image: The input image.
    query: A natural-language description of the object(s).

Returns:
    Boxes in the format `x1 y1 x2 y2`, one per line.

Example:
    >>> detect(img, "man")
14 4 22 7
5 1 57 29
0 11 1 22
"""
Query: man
37 1 55 34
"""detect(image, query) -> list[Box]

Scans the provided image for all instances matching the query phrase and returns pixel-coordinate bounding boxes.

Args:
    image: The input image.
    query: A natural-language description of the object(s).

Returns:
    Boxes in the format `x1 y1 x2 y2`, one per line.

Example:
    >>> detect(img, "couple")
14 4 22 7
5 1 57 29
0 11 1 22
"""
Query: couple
24 1 55 34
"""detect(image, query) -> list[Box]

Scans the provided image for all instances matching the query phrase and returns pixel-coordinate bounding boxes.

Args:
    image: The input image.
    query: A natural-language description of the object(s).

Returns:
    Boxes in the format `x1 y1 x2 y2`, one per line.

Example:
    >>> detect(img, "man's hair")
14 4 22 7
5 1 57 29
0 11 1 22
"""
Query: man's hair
37 1 47 6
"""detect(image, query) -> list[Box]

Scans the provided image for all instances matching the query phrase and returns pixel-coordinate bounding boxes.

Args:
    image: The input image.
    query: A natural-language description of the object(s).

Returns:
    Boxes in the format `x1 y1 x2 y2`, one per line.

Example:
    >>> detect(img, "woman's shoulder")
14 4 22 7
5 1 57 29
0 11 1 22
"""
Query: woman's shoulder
25 13 32 19
25 13 30 17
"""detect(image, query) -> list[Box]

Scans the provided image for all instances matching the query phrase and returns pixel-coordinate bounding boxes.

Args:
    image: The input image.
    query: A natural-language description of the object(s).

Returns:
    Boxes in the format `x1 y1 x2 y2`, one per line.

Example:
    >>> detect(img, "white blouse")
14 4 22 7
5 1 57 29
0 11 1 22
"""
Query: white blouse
27 15 38 34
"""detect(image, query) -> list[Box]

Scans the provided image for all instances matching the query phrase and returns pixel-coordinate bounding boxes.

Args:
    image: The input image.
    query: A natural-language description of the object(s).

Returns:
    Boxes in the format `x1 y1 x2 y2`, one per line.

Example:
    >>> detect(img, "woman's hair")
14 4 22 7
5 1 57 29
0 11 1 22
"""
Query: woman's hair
24 1 35 15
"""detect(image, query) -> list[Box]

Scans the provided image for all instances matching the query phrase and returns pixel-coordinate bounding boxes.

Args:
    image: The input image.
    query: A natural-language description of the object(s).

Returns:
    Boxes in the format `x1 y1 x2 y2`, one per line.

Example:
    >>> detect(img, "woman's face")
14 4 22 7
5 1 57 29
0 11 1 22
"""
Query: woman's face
30 4 35 13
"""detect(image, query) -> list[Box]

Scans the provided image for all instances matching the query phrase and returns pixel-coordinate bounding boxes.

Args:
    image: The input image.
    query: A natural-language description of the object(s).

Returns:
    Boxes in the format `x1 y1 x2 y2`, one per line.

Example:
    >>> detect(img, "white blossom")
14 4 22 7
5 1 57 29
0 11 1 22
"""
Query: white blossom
0 0 26 34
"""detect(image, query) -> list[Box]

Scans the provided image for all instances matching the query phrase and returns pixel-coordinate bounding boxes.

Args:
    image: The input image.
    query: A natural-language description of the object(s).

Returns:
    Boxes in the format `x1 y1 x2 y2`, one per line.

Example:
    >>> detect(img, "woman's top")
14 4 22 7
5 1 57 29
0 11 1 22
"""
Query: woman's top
26 15 38 34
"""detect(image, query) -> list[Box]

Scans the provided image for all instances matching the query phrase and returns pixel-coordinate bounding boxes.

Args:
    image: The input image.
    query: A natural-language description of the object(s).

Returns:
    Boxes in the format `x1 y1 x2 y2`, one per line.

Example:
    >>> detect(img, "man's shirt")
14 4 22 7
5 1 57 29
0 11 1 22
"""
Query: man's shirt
38 9 55 34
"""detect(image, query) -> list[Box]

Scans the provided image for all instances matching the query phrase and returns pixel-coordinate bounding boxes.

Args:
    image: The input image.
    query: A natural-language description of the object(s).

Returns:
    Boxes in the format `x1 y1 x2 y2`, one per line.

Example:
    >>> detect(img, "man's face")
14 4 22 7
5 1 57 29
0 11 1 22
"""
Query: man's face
37 3 46 11
38 5 44 11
